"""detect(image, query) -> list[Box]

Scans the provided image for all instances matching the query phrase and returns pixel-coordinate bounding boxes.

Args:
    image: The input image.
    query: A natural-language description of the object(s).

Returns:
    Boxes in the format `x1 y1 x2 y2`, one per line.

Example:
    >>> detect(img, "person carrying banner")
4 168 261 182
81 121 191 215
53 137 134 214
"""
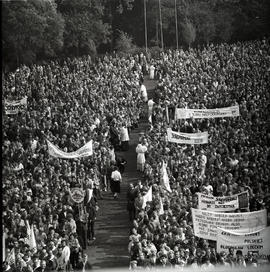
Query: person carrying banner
110 166 122 199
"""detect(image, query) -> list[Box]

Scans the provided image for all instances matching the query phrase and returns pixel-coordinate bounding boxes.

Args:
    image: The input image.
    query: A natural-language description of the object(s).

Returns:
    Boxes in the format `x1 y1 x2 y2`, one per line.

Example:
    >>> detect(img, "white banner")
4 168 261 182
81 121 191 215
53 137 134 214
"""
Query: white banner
175 105 240 120
217 227 270 261
5 97 27 115
192 208 267 241
167 128 208 145
197 191 249 212
47 139 93 159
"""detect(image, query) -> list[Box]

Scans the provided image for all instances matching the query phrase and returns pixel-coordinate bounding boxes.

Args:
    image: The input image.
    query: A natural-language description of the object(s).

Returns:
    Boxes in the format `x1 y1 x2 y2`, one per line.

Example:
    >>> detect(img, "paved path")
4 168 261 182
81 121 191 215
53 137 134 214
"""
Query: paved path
87 77 157 270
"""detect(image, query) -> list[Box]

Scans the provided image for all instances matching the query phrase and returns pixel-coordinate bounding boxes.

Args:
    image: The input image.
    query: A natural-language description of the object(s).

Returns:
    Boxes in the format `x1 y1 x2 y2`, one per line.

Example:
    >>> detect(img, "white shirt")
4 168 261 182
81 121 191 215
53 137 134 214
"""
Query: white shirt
111 170 122 181
120 127 129 141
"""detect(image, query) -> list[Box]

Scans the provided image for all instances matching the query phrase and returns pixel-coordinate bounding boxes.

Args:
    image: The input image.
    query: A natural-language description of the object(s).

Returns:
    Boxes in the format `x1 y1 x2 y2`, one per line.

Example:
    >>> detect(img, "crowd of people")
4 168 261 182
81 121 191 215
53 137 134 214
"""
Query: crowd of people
2 53 148 271
127 39 270 269
2 38 270 271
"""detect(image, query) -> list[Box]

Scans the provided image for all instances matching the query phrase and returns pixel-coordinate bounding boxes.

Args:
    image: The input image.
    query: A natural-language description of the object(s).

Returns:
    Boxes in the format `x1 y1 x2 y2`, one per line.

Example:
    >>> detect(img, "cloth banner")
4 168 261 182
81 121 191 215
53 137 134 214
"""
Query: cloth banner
192 208 267 241
142 186 152 209
175 105 240 120
47 139 93 159
197 191 249 212
160 161 172 192
217 227 270 261
167 128 208 145
5 97 27 115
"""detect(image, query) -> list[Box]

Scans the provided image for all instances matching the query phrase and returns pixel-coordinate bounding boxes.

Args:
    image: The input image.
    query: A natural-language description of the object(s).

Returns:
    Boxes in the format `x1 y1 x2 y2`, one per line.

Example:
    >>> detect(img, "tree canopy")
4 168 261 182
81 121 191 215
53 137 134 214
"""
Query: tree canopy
2 0 270 70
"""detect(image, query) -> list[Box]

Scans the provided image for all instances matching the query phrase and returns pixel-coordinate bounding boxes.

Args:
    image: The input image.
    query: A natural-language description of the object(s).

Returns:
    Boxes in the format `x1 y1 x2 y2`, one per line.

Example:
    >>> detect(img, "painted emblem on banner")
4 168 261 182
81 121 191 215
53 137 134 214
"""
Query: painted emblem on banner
70 188 85 203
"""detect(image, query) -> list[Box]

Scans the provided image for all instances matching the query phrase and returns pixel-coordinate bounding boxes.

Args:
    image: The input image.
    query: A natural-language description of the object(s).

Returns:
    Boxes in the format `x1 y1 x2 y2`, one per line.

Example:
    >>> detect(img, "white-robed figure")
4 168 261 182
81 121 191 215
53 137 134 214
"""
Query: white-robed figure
120 124 130 151
136 142 148 172
140 79 148 102
149 64 155 79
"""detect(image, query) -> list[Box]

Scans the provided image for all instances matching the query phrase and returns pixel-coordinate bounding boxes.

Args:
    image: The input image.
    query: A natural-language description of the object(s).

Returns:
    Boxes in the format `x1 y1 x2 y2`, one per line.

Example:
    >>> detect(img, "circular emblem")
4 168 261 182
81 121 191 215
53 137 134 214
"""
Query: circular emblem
70 188 85 203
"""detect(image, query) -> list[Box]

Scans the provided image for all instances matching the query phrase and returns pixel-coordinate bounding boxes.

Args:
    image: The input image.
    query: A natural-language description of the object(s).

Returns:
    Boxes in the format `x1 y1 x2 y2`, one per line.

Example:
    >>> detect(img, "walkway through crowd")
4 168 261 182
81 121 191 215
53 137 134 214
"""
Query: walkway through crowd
87 77 157 269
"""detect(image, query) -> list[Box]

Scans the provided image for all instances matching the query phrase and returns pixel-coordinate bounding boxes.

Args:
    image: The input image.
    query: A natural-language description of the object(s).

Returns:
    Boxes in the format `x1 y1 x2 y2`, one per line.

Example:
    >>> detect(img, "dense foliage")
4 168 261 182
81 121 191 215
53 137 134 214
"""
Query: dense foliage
2 0 270 70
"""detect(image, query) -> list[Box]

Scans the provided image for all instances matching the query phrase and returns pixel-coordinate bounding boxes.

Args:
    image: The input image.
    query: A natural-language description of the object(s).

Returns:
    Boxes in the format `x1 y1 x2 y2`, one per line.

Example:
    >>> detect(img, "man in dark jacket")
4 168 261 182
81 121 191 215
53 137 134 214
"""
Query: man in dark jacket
127 183 136 222
86 196 98 244
76 253 92 271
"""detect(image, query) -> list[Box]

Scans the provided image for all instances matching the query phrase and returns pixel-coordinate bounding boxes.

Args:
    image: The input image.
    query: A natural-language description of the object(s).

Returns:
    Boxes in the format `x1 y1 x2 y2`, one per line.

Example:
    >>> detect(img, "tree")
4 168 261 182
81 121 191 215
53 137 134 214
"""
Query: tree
57 0 111 57
2 0 64 69
115 30 135 54
181 20 196 47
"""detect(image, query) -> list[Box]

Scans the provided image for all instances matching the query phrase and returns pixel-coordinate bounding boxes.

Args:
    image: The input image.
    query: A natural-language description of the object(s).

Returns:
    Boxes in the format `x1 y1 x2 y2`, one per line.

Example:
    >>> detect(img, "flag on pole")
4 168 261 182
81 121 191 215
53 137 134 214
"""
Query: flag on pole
6 248 15 266
160 161 171 192
26 221 37 249
142 186 152 209
3 232 6 262
159 198 164 215
29 225 37 249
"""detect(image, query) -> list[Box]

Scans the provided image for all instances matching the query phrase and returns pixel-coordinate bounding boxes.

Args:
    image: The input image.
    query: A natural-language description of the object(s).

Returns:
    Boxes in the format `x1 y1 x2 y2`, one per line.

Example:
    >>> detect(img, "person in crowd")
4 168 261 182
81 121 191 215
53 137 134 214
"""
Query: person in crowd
86 196 98 244
140 78 148 102
76 253 92 271
136 141 148 172
120 123 130 151
110 166 122 199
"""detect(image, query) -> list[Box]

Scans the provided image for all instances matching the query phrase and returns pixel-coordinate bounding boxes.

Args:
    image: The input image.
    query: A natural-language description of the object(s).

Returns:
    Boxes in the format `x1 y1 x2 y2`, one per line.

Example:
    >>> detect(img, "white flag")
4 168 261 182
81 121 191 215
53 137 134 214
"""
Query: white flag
142 186 152 209
159 198 164 215
6 248 15 266
26 222 37 249
160 161 171 192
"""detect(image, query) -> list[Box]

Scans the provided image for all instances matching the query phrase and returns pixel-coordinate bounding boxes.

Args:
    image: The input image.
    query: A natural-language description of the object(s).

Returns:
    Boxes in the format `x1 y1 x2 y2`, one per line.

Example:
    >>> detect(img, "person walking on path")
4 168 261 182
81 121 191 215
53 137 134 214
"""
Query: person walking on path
136 142 148 172
127 183 136 222
110 166 122 199
120 123 130 151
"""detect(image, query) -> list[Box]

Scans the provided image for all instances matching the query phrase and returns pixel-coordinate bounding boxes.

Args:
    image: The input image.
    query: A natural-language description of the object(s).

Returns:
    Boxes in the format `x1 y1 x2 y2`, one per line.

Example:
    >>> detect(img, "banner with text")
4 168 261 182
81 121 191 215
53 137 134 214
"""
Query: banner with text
217 227 270 260
192 208 267 241
5 97 27 115
197 191 249 212
167 128 208 145
175 105 240 120
47 139 93 159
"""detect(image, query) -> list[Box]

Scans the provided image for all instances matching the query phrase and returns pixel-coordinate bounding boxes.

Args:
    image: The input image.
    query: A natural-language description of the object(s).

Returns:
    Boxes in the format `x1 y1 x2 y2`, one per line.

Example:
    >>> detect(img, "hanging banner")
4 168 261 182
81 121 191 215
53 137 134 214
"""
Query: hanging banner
175 105 240 120
47 139 93 159
192 208 267 241
197 191 249 212
5 97 27 115
217 227 270 261
167 128 208 145
70 188 86 203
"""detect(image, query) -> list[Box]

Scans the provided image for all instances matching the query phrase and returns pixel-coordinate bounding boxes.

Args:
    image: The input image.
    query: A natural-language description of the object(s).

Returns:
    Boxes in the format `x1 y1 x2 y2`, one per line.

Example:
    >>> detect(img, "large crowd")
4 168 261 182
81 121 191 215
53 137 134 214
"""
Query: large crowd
2 54 147 271
2 38 270 271
127 39 270 269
